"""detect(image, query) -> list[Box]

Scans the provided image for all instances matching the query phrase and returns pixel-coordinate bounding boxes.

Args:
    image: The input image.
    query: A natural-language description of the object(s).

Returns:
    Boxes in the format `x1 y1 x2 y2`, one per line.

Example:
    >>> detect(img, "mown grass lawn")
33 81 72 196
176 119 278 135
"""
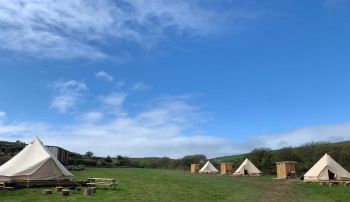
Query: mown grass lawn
1 168 350 201
294 182 350 202
0 168 261 202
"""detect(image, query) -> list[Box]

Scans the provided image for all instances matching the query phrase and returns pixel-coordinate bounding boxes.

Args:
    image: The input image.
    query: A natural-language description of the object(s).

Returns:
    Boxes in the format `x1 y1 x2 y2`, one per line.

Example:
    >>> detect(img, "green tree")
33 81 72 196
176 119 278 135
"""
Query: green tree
85 151 94 158
181 154 207 170
105 155 113 163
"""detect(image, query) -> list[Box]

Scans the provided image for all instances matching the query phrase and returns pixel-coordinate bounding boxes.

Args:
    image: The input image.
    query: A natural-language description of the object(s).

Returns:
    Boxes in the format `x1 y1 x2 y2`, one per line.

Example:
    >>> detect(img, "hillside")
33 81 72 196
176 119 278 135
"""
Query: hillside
0 140 25 165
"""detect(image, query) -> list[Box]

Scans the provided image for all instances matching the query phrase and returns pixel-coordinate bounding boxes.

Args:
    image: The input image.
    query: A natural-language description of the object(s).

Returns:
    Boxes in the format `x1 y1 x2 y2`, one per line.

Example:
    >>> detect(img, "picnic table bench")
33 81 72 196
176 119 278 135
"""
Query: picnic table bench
318 181 350 187
87 178 117 190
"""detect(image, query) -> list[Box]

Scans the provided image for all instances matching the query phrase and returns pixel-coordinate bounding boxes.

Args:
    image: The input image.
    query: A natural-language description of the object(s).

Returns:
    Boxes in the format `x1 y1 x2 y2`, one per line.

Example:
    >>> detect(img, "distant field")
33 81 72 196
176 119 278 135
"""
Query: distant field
1 168 350 201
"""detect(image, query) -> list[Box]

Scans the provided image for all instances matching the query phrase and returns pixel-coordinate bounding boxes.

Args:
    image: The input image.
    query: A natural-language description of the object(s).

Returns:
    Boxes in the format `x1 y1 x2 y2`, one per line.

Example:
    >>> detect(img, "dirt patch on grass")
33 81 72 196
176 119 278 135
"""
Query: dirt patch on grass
236 178 307 202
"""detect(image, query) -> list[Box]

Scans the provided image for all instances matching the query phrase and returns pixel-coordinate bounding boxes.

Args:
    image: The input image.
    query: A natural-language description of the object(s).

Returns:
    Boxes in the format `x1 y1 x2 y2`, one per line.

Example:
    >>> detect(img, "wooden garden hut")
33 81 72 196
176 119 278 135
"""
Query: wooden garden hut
191 164 200 173
220 163 233 175
276 161 297 179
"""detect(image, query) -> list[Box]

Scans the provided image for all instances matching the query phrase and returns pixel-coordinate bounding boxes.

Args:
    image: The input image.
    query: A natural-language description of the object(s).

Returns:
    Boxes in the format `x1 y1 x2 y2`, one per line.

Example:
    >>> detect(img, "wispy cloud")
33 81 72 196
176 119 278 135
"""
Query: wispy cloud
132 82 151 91
0 111 6 123
248 123 350 149
50 80 88 113
79 111 103 123
225 122 350 155
324 0 343 7
0 96 231 158
116 81 126 88
0 0 244 59
2 99 350 157
100 92 127 116
95 71 114 82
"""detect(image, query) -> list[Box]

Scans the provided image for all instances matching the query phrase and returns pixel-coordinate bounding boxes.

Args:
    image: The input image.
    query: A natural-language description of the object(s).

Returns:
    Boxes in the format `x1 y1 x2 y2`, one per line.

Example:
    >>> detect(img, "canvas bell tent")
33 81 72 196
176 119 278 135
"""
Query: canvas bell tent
304 153 350 182
199 161 219 173
234 158 262 176
0 137 73 182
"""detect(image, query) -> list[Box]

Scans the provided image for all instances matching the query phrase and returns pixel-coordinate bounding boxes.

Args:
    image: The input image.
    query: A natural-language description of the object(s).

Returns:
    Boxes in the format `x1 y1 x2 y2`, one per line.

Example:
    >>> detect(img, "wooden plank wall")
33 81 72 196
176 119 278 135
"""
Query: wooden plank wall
191 164 200 173
276 162 296 179
220 163 233 174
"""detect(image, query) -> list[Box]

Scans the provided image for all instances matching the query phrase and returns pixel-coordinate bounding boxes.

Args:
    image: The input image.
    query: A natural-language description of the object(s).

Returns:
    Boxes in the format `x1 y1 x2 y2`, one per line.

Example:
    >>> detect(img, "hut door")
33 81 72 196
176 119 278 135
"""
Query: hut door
244 169 248 175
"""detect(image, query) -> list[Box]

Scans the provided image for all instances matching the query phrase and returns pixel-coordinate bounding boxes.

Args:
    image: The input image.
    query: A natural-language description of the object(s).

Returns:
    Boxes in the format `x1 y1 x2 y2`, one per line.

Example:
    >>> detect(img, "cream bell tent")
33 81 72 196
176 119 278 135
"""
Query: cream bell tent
199 161 219 173
304 153 350 182
234 158 262 176
0 137 73 182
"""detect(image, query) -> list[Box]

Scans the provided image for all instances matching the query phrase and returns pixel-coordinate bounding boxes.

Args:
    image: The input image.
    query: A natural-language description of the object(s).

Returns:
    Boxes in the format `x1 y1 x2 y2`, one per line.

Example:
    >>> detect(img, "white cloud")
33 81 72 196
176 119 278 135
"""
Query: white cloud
95 71 114 82
132 82 151 91
2 94 350 158
50 80 88 113
0 0 240 59
100 92 127 116
223 122 350 155
79 112 103 122
247 123 350 149
0 96 231 158
137 96 198 127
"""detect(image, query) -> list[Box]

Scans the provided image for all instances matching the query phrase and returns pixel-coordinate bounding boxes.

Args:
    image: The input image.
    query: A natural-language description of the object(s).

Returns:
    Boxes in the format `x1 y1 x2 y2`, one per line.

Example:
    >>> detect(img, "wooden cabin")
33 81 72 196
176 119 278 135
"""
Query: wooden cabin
46 146 70 165
276 161 297 179
191 164 200 173
220 162 233 175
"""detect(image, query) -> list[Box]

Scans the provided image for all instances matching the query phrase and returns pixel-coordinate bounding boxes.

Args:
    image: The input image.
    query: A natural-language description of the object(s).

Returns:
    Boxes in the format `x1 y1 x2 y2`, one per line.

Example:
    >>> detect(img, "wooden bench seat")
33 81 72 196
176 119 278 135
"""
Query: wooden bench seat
87 182 116 189
3 186 15 191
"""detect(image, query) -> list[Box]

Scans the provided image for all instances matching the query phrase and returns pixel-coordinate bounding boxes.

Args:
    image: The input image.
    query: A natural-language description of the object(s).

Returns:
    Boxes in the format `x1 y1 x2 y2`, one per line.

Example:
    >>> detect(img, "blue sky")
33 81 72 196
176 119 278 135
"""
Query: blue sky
0 0 350 158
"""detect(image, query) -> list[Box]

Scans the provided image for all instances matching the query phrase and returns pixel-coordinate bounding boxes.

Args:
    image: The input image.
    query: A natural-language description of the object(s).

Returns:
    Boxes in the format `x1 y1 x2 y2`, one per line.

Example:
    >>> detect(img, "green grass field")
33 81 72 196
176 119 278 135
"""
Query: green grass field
1 168 350 201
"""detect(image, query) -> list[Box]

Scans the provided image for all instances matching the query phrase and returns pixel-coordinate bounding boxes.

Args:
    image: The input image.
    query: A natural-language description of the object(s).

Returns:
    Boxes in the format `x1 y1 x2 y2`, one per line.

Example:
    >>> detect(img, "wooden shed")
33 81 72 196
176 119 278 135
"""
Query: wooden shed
47 146 70 165
276 161 297 179
191 164 200 174
220 162 233 175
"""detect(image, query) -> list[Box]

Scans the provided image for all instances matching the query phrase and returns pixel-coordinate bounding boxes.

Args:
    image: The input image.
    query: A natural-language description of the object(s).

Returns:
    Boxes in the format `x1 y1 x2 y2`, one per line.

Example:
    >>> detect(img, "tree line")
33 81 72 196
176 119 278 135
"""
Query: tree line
88 140 350 174
2 139 350 175
244 141 350 175
68 152 209 170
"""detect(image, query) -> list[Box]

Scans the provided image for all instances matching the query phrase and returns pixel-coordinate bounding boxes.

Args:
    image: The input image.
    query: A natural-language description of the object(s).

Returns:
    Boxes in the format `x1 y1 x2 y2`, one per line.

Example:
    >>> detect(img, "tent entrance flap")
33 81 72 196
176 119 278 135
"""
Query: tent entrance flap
328 170 335 180
318 167 330 180
318 166 336 181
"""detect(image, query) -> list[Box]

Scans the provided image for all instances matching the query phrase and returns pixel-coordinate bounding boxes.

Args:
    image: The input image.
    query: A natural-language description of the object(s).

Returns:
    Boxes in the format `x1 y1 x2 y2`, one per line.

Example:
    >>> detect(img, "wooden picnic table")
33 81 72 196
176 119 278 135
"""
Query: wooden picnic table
87 178 117 190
